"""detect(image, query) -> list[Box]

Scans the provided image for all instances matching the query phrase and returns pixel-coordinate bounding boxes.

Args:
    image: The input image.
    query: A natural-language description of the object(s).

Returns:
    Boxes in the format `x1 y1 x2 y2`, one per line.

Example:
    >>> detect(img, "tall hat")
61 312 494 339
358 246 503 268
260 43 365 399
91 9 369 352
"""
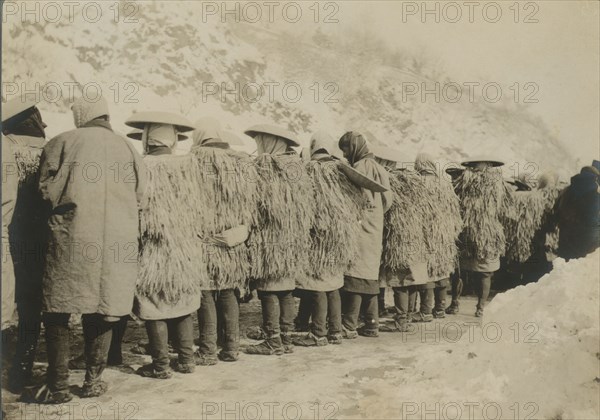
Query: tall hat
244 124 300 147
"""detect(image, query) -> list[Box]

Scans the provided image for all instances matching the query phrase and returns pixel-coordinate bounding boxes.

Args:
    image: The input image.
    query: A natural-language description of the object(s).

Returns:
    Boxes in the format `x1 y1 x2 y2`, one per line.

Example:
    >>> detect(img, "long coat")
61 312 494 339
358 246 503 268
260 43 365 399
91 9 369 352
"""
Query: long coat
2 139 19 329
38 120 146 316
556 172 600 259
345 157 392 282
460 257 500 273
5 133 46 306
133 154 201 320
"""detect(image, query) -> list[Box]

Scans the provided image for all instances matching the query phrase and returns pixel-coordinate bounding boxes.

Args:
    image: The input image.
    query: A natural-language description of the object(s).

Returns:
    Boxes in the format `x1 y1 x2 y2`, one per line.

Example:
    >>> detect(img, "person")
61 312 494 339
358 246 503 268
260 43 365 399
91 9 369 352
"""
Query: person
413 153 449 320
126 111 199 379
338 132 392 338
24 96 146 403
2 97 47 391
293 132 344 347
244 124 302 355
556 165 600 260
446 158 505 317
191 117 247 364
371 145 402 317
2 137 19 331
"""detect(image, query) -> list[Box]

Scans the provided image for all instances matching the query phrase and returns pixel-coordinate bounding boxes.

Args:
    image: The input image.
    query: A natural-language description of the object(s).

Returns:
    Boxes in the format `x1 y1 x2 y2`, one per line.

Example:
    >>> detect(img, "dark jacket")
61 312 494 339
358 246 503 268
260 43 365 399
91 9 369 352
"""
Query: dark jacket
556 172 600 259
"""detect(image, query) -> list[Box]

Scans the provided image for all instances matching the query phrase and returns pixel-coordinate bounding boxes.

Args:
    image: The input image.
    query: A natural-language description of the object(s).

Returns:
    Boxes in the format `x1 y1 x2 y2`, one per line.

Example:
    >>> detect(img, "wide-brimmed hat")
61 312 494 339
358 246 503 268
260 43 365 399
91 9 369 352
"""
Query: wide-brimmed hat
2 96 39 122
338 162 389 192
125 111 195 132
461 157 504 167
371 145 403 163
127 129 188 141
244 124 300 147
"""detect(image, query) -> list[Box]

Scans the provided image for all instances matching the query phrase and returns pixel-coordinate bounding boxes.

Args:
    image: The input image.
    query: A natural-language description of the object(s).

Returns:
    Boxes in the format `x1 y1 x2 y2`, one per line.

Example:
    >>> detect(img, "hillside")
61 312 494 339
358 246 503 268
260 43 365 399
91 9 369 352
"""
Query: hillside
2 1 574 176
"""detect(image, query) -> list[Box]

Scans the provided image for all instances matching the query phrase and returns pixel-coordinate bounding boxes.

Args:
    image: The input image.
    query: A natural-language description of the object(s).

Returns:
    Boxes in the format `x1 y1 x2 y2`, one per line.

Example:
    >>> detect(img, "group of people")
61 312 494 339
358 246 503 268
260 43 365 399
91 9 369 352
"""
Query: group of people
2 95 599 405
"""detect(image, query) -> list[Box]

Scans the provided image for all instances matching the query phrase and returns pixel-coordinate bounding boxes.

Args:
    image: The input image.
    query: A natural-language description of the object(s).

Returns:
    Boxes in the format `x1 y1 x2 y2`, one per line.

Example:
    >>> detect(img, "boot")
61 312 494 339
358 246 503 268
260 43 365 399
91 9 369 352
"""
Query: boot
445 300 460 315
327 333 343 345
281 333 294 353
411 312 433 322
81 380 108 398
244 336 284 355
137 364 172 379
173 362 195 374
20 384 73 404
292 332 328 347
218 351 239 362
194 351 218 366
245 326 267 341
357 326 379 338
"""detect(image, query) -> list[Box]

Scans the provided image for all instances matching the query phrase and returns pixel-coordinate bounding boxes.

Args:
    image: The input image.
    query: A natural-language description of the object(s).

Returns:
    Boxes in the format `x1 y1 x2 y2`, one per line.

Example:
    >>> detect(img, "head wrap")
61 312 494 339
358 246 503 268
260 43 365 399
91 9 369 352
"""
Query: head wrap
338 131 372 165
192 117 228 148
254 133 290 155
71 96 109 128
142 123 178 153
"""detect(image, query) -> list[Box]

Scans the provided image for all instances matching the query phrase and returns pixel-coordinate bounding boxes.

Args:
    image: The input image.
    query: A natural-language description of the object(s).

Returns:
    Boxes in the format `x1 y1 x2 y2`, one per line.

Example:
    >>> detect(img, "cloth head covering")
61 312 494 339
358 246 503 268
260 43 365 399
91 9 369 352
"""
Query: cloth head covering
142 123 178 153
192 117 229 148
338 131 372 165
310 131 334 157
537 171 559 189
415 152 437 175
71 96 109 128
2 106 46 138
254 132 290 155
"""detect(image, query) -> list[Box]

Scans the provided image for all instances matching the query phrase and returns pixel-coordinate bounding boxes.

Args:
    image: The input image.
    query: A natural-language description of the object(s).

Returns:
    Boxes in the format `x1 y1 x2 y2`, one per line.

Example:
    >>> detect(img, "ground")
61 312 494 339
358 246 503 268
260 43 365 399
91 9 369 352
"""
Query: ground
1 294 504 420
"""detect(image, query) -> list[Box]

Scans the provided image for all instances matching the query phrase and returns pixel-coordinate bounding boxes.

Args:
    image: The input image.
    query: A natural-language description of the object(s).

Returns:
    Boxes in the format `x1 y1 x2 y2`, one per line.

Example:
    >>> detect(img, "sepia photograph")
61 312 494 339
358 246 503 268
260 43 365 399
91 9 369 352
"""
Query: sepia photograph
1 1 599 419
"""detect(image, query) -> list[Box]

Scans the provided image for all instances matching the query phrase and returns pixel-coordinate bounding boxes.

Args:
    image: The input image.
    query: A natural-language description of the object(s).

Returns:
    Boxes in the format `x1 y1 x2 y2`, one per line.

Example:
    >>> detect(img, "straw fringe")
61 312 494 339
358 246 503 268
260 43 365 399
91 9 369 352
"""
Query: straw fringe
191 147 259 290
306 160 366 278
137 155 206 303
13 145 41 185
455 169 507 261
382 171 462 277
247 153 315 284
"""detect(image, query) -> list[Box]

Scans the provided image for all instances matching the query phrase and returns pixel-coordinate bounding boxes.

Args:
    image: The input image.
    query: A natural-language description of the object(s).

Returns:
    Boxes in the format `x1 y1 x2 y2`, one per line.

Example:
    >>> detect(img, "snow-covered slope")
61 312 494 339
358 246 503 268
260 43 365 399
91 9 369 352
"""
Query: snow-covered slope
2 1 574 175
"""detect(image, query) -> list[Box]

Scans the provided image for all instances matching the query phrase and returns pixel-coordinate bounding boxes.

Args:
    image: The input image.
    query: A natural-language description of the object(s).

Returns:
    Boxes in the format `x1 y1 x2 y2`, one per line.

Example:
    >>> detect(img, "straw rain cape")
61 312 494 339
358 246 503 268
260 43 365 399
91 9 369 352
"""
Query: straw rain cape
455 168 507 262
421 174 462 279
191 146 259 290
382 170 428 275
137 154 206 304
248 153 314 285
305 160 366 278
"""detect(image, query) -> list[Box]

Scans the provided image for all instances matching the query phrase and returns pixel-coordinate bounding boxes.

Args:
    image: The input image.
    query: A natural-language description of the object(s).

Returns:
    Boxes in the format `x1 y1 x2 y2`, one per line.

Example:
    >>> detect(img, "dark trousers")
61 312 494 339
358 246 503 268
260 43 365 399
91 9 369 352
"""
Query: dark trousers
297 289 342 337
450 271 492 309
295 290 311 331
198 289 239 357
257 290 295 337
108 316 128 364
43 313 114 392
145 315 194 372
341 291 378 332
12 299 42 383
378 287 386 310
392 286 416 316
417 288 434 314
450 270 463 303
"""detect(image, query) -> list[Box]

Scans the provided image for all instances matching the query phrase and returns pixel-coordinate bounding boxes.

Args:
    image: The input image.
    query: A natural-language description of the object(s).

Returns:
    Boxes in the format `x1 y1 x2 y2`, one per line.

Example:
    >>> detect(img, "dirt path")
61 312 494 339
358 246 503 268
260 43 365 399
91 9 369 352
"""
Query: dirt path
3 297 490 420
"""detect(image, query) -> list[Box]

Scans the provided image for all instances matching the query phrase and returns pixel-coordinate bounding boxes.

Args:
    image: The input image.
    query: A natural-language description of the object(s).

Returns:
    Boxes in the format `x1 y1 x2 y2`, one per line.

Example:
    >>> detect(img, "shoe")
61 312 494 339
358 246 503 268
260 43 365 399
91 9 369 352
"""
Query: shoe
81 380 108 398
244 337 285 355
341 327 358 339
281 333 294 353
20 385 73 404
173 362 195 374
432 309 446 319
327 333 343 345
68 354 86 370
218 351 239 362
357 327 379 338
411 312 433 323
292 332 328 347
194 351 218 366
379 316 411 333
475 308 484 317
130 341 150 355
445 301 460 315
137 364 173 379
245 326 267 341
